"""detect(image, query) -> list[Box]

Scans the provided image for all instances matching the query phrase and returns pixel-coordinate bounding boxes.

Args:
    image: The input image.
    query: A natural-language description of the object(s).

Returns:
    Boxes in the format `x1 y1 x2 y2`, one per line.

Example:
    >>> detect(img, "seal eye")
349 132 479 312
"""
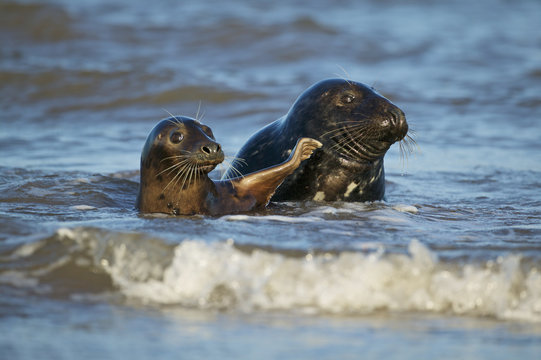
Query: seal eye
170 132 184 144
342 94 355 104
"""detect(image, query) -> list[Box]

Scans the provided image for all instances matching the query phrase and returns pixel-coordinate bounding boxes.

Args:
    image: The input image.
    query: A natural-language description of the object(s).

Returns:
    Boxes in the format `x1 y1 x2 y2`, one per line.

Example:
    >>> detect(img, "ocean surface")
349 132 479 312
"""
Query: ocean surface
1 0 541 358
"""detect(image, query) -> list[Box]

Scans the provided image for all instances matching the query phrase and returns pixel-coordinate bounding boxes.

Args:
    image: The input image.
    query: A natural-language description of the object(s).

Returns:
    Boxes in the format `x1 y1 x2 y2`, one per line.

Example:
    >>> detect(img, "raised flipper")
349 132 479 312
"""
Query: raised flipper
228 137 322 206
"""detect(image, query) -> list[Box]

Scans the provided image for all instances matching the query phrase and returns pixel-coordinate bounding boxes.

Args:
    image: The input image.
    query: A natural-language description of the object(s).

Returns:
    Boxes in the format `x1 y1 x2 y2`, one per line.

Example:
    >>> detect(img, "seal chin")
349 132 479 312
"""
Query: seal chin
194 147 225 173
197 162 220 174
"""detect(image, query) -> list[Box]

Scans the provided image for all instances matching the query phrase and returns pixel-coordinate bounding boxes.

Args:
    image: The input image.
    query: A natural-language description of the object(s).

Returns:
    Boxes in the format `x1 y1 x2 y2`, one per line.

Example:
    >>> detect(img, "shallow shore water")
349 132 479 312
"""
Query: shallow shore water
1 0 541 358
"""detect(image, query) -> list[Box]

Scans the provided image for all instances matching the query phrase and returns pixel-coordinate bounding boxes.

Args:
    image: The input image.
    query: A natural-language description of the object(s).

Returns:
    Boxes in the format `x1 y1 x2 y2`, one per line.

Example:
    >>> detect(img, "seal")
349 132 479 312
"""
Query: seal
135 116 322 215
223 78 412 202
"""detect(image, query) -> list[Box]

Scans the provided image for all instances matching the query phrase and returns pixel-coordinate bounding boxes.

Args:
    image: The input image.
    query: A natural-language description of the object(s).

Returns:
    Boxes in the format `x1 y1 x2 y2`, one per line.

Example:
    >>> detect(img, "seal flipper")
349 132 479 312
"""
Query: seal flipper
227 138 322 207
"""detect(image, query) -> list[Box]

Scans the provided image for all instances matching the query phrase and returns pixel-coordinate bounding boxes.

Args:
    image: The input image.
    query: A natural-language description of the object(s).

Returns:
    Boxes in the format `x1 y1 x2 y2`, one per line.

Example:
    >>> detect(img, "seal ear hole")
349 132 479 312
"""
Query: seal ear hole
201 125 215 139
170 132 184 144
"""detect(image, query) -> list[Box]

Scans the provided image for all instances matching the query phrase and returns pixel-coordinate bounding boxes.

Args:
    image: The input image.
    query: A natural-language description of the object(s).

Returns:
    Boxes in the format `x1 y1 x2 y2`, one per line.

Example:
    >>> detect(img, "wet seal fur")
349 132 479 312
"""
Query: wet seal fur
223 78 412 202
136 116 322 215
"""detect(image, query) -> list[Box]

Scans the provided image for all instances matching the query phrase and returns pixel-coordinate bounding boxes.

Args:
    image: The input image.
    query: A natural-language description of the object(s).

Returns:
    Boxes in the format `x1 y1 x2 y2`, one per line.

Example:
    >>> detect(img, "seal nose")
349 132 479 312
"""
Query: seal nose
200 142 224 162
379 107 408 142
389 108 406 129
389 107 408 137
201 143 221 155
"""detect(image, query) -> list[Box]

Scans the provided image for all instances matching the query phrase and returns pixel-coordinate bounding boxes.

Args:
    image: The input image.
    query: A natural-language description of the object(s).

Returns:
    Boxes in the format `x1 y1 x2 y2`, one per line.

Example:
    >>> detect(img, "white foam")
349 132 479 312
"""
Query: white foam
392 204 419 214
0 271 39 287
101 238 541 321
57 227 76 239
221 215 319 223
70 205 97 211
12 240 45 258
303 206 356 217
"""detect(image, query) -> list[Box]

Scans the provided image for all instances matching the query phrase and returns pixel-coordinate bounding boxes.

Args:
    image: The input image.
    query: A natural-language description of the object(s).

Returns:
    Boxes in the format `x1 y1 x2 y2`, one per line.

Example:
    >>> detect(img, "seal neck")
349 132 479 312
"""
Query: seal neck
137 166 216 215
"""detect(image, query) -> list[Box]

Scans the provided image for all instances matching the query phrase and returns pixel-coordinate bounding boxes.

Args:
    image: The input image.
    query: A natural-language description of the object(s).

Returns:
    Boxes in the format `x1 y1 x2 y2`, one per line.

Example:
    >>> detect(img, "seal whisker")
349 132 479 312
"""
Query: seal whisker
405 134 418 150
163 162 188 192
170 164 187 191
160 155 191 164
196 163 202 184
176 162 193 192
333 65 352 86
330 125 387 161
183 163 193 190
321 125 366 140
157 160 187 177
396 131 418 170
217 163 234 187
156 158 192 177
187 163 197 189
326 126 369 147
166 118 180 127
321 121 373 138
221 158 246 181
194 101 207 123
162 108 175 119
343 128 368 158
403 134 418 156
399 140 408 167
184 162 197 189
226 156 248 166
162 109 184 127
226 156 248 171
160 152 192 162
157 163 183 178
219 156 248 182
331 136 362 160
195 101 202 122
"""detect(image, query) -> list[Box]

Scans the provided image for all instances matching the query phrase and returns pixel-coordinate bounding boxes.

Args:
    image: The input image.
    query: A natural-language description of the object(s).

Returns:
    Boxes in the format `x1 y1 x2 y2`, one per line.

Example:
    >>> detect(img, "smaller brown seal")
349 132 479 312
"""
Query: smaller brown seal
135 116 322 215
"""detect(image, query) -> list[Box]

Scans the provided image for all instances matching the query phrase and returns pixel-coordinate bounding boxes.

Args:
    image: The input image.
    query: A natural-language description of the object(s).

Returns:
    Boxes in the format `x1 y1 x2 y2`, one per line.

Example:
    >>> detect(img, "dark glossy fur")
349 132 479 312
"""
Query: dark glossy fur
223 79 408 202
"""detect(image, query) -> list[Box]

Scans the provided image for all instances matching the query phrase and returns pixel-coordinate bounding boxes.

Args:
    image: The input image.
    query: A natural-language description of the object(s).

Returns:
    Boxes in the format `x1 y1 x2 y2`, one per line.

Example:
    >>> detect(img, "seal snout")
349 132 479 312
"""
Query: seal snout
201 142 222 156
197 140 225 166
383 107 408 142
389 108 406 128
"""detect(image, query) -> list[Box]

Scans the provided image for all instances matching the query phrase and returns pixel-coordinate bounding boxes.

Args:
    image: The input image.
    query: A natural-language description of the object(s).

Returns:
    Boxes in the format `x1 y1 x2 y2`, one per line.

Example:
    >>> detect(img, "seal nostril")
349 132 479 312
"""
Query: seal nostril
202 143 221 155
390 112 397 127
388 108 406 128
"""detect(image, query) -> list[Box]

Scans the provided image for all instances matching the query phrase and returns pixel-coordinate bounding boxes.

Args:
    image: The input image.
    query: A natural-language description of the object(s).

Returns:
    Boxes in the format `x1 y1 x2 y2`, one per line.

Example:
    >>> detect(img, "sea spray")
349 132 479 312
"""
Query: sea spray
56 229 537 321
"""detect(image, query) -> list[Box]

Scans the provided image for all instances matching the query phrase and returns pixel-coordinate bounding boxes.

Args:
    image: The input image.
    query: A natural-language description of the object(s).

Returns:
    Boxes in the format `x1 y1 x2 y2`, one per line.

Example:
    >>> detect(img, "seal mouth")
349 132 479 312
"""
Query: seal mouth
157 154 223 191
196 163 219 173
335 139 390 163
194 153 224 173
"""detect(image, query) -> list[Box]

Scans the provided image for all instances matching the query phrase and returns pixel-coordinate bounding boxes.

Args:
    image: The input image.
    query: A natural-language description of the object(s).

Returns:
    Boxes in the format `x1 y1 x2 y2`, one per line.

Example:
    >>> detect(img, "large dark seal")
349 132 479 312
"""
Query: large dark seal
223 78 411 202
136 116 321 215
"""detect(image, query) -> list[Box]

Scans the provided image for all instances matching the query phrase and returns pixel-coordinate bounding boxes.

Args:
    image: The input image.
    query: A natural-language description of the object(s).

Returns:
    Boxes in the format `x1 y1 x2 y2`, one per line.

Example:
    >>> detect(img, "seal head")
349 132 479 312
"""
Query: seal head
136 117 224 214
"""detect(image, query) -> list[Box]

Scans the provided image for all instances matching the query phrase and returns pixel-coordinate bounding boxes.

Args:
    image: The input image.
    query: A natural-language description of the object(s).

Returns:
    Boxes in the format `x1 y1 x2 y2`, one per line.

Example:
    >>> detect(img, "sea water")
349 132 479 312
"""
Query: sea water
1 0 541 358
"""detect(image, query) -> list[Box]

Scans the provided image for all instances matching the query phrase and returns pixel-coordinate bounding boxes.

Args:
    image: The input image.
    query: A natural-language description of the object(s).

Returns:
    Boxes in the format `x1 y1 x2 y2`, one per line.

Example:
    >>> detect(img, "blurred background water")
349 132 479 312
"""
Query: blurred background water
1 0 541 359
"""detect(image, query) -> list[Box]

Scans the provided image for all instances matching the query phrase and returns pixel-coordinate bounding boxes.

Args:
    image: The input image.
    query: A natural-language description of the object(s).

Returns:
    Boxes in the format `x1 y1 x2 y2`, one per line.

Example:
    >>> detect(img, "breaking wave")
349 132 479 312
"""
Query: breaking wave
1 227 540 322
